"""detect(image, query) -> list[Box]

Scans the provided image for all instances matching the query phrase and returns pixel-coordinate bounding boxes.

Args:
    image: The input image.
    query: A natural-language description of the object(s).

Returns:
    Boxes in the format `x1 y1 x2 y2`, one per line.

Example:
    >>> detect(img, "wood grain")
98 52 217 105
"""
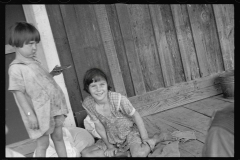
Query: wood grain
171 4 200 81
213 4 234 71
128 4 165 91
46 5 84 112
94 5 127 96
188 4 224 77
106 4 135 97
159 4 185 84
149 5 174 87
115 4 146 96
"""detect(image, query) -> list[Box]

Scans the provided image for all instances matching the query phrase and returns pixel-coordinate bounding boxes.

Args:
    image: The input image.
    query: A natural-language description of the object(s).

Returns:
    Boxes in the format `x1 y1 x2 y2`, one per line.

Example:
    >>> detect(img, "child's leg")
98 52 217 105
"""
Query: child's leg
35 135 49 157
129 132 173 157
81 145 106 157
50 115 67 157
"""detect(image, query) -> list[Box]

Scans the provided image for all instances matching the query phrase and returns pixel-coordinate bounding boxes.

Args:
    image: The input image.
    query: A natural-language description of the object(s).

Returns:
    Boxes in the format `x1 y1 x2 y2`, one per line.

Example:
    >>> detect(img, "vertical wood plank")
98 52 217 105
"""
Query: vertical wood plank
128 5 165 92
159 4 186 84
115 4 146 95
149 5 175 87
94 5 127 96
187 4 209 77
105 4 135 97
60 5 115 100
213 4 234 71
171 4 200 81
45 5 84 112
187 4 224 77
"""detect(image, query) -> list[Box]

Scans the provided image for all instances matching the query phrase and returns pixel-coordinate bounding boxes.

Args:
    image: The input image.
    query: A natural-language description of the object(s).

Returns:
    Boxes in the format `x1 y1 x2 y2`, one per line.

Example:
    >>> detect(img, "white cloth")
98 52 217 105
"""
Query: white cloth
33 127 95 157
84 115 101 139
5 148 25 157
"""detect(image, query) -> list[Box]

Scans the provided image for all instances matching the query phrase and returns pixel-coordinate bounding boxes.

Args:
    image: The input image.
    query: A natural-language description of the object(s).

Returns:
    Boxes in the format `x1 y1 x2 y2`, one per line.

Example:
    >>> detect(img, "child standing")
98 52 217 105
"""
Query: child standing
81 68 174 157
8 22 69 157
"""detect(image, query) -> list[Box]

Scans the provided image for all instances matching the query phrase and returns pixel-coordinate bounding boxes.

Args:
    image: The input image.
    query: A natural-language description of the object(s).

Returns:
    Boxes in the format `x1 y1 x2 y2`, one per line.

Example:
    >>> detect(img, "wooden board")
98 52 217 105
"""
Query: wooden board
130 73 223 116
94 5 127 96
213 4 234 71
60 5 115 100
183 96 233 117
45 5 84 112
171 4 200 81
115 4 146 96
128 4 165 91
144 111 204 157
156 107 211 135
159 4 185 84
188 4 224 77
105 4 135 97
6 139 36 156
149 5 175 87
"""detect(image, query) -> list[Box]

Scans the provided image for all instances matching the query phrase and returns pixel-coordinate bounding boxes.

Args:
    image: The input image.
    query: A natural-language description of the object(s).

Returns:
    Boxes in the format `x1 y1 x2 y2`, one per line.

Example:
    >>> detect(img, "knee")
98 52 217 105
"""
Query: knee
81 148 92 157
37 138 49 151
51 132 63 142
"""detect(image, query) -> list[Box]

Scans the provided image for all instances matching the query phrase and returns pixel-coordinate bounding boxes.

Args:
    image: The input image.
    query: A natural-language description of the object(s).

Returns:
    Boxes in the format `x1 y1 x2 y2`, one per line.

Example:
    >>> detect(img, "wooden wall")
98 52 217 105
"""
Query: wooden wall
45 4 234 122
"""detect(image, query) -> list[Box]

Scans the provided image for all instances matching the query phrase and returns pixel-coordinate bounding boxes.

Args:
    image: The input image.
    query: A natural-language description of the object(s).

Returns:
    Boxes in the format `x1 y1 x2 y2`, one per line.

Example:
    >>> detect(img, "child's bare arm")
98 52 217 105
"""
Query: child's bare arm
95 121 117 156
132 111 149 140
13 91 39 130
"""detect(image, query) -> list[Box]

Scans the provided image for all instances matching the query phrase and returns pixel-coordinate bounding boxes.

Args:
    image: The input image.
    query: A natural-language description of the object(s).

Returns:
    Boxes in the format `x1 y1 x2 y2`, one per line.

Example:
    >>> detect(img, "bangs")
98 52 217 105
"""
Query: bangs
83 68 111 94
92 76 106 83
9 22 40 47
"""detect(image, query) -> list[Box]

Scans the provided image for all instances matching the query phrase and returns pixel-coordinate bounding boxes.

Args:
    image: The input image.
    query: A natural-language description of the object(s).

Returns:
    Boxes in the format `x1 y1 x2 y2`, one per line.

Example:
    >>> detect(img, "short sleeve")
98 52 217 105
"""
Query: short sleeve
82 97 99 123
119 95 136 116
8 65 26 93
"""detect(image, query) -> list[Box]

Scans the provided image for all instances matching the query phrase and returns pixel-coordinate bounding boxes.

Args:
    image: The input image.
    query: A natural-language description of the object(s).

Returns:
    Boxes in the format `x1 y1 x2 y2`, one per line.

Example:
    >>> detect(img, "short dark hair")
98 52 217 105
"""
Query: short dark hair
83 68 111 94
8 21 40 48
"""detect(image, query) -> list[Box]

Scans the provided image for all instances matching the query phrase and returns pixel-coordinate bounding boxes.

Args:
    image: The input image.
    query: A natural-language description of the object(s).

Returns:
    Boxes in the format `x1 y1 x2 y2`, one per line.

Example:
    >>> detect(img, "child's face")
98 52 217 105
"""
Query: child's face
89 77 108 102
16 41 38 59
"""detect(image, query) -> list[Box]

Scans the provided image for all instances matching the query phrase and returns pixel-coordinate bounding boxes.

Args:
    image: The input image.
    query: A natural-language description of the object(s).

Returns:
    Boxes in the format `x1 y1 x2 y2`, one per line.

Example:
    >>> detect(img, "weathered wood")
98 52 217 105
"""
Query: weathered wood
145 113 204 157
138 84 222 117
105 4 135 97
115 4 146 96
213 94 234 103
157 107 211 135
171 4 200 81
151 116 206 143
213 4 234 71
46 5 84 112
6 139 36 156
159 4 186 84
130 72 222 108
130 80 195 108
188 4 224 77
128 5 165 92
94 5 127 96
187 5 209 77
183 96 232 117
149 5 175 87
60 5 115 100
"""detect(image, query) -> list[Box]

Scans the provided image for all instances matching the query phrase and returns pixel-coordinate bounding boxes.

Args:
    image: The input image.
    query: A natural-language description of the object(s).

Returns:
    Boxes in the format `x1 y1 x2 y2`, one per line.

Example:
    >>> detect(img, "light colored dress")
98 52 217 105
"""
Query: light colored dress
8 59 68 139
82 91 142 152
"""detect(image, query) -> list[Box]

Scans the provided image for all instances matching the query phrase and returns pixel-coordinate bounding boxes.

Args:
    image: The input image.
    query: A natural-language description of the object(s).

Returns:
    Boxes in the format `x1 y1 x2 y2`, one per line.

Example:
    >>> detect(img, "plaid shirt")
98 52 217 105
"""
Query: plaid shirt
82 91 140 150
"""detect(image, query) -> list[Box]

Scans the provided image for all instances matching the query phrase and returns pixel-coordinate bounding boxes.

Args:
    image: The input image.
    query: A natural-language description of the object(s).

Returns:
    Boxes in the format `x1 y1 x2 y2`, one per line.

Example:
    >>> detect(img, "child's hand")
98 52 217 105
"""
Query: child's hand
28 114 39 130
104 146 118 157
143 138 155 151
50 65 63 77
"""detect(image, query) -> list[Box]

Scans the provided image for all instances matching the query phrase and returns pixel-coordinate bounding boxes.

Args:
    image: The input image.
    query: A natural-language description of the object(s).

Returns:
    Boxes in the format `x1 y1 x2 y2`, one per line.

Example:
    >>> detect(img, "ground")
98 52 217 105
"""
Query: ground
6 94 234 157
